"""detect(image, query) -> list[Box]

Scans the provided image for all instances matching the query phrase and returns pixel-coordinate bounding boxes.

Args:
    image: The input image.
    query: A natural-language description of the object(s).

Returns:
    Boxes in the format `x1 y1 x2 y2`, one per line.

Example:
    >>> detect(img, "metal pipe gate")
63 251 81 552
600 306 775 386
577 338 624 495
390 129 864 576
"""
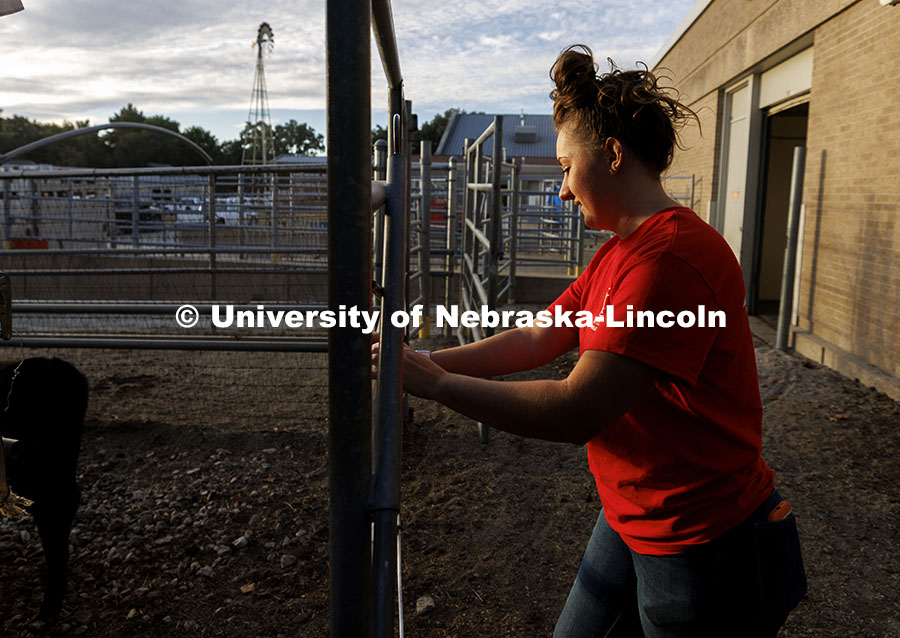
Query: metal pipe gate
328 0 411 635
0 161 337 351
457 116 518 443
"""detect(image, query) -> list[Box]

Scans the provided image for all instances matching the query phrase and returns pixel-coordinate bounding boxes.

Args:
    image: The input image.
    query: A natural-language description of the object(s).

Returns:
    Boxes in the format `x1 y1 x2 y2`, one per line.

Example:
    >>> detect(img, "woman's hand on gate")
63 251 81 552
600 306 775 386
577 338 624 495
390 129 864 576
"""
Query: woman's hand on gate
370 339 445 399
399 343 445 399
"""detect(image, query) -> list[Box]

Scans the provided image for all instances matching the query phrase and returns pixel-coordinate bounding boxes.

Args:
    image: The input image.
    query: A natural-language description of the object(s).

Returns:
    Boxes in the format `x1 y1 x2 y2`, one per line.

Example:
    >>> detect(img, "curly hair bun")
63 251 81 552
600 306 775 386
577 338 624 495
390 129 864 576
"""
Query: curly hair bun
549 44 599 113
549 44 697 174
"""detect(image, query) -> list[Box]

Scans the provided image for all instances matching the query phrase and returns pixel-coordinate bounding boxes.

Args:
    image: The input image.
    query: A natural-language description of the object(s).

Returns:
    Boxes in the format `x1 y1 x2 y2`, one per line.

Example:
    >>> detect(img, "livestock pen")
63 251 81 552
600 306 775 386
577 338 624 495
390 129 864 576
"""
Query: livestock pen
0 2 586 635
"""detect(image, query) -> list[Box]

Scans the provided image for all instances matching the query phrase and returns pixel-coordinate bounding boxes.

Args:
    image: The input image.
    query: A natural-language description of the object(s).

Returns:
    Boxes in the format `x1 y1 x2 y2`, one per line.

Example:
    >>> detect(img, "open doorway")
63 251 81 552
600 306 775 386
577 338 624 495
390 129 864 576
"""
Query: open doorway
750 102 809 321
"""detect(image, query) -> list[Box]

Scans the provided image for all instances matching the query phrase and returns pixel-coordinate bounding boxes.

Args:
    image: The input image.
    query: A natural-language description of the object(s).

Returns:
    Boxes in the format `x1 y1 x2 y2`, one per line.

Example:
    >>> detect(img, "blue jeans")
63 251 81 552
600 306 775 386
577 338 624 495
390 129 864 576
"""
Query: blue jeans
554 491 807 638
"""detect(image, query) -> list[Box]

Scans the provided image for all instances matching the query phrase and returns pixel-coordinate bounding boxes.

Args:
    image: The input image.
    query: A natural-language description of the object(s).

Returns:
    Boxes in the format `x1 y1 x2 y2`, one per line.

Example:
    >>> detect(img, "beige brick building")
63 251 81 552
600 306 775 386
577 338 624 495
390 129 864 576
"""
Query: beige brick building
653 0 900 398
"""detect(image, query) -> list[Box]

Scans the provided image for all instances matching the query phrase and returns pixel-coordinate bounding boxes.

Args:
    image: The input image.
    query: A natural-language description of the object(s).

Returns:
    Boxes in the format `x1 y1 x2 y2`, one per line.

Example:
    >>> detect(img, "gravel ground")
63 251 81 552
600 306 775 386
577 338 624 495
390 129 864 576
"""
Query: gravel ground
1 338 898 637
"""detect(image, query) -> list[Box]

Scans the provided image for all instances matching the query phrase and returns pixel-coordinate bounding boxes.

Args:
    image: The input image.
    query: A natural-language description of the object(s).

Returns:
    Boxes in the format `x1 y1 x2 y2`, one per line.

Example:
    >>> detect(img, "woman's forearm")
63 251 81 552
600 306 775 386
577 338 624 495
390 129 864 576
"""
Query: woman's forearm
431 326 577 378
432 373 592 444
403 347 657 446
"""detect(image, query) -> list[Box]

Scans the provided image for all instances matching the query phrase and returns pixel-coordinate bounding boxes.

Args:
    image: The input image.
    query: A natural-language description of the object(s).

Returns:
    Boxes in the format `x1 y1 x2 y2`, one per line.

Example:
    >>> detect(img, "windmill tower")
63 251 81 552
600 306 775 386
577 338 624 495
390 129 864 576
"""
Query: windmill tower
242 22 275 165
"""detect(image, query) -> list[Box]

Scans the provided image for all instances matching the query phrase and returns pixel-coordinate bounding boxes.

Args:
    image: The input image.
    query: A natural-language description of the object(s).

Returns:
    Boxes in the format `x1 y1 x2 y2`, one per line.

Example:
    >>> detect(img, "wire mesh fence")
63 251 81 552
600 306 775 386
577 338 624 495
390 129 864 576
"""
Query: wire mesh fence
1 164 328 255
1 164 331 351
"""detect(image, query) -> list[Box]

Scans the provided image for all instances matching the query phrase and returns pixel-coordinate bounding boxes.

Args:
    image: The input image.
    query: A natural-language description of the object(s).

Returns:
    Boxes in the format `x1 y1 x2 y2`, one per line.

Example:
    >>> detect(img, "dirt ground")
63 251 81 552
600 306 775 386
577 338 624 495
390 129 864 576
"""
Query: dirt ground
1 330 899 637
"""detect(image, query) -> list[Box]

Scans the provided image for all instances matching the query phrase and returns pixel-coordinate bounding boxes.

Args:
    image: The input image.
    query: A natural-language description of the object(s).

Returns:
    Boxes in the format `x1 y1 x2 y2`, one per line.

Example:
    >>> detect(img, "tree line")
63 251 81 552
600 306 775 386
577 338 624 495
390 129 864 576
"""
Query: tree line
371 108 456 154
0 105 457 168
0 104 325 168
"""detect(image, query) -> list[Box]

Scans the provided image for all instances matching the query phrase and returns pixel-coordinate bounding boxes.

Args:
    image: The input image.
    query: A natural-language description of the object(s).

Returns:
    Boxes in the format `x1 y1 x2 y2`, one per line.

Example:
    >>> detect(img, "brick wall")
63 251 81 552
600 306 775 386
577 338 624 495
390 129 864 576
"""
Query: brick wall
799 0 900 378
665 90 721 223
658 0 900 391
658 0 858 101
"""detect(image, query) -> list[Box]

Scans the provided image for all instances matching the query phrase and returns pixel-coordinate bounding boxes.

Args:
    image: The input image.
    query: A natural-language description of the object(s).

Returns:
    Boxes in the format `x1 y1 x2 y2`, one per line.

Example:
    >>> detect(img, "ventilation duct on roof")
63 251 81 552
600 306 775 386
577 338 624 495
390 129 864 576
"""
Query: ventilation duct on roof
513 125 537 143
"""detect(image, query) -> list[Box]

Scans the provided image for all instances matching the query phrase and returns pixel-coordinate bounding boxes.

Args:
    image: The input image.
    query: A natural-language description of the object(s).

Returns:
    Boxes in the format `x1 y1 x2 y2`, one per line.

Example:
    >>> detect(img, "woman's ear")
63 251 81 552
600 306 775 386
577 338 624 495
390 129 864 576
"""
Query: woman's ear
604 137 624 175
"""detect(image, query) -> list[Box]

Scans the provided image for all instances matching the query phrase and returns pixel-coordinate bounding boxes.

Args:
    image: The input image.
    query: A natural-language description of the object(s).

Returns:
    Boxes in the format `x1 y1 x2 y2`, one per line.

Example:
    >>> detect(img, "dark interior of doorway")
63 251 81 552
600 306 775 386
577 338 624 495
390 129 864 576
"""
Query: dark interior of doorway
750 102 809 324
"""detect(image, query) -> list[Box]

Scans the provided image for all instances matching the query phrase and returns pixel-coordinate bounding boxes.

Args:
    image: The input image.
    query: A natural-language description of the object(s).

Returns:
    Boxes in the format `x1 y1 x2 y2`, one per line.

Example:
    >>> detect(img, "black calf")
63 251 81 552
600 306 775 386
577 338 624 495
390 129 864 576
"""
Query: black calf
1 357 88 619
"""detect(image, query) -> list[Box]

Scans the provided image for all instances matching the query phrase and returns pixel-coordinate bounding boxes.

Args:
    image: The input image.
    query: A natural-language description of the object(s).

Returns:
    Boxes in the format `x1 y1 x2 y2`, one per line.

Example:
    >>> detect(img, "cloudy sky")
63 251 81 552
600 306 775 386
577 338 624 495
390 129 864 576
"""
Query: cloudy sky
0 0 696 147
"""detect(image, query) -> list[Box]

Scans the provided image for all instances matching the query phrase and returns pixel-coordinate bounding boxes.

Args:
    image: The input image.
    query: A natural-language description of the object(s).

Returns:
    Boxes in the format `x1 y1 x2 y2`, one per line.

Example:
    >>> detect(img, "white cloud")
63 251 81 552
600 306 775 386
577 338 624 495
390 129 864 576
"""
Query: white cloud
0 0 695 142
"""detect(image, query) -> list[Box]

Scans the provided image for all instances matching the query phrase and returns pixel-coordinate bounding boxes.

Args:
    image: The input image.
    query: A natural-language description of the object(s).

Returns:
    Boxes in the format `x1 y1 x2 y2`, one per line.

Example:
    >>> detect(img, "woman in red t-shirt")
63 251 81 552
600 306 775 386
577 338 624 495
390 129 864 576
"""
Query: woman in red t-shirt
380 44 806 637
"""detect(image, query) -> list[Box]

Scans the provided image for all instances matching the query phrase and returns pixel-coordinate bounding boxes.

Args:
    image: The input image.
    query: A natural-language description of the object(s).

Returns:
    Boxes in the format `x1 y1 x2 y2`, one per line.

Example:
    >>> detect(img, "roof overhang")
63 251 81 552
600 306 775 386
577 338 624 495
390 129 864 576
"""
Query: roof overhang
648 0 713 70
0 0 24 17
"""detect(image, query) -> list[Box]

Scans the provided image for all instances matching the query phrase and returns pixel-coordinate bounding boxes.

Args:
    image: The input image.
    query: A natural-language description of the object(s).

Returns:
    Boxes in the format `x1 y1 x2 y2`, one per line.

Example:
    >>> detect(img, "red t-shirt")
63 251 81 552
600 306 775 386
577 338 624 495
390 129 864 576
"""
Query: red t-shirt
551 207 774 555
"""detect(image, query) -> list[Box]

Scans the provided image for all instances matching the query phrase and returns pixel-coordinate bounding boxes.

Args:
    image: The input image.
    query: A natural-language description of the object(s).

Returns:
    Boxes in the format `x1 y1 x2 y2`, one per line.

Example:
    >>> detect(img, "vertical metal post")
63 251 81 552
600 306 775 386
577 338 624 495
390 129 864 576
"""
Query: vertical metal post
132 175 139 246
689 174 696 210
288 174 295 252
509 158 520 303
67 179 74 242
208 174 217 300
444 157 458 336
373 138 387 298
403 99 413 304
270 173 278 254
486 115 503 334
458 140 472 344
388 90 407 285
374 139 388 179
575 200 585 273
106 183 115 248
473 141 483 235
161 182 168 246
238 172 246 258
372 120 406 638
327 0 373 635
776 146 806 351
29 178 38 237
419 140 432 335
3 179 11 243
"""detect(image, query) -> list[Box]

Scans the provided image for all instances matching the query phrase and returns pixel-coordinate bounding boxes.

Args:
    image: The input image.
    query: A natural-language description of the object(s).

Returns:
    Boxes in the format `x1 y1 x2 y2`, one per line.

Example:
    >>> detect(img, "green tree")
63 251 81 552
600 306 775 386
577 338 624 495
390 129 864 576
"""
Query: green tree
1 105 285 168
219 138 244 166
370 108 459 154
103 104 191 166
371 123 388 145
273 119 324 156
0 114 48 157
415 108 456 153
182 126 222 164
0 114 105 167
220 122 259 165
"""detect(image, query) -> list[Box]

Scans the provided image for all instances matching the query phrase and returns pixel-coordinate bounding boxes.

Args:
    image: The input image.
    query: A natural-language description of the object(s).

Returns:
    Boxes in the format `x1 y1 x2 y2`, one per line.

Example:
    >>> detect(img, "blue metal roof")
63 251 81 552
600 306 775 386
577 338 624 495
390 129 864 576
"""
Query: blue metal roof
435 112 557 159
274 154 328 166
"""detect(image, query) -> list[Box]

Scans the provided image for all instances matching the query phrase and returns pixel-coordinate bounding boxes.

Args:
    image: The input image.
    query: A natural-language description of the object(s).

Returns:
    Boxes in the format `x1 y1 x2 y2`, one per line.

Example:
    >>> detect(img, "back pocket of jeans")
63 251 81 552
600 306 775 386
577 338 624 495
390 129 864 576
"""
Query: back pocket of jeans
753 515 808 612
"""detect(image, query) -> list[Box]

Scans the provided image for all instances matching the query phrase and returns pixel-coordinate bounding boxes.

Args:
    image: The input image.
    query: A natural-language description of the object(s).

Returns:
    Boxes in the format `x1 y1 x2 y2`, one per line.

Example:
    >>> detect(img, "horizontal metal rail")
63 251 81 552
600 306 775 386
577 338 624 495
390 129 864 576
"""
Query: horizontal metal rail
5 267 326 276
12 302 327 314
0 246 326 256
467 122 496 151
512 256 581 265
516 232 580 242
0 334 328 352
0 163 325 181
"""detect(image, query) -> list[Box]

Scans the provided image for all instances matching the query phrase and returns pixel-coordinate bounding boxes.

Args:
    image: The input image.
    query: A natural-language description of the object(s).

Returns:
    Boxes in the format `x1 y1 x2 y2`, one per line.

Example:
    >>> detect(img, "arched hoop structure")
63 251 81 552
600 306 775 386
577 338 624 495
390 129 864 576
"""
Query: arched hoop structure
0 122 215 166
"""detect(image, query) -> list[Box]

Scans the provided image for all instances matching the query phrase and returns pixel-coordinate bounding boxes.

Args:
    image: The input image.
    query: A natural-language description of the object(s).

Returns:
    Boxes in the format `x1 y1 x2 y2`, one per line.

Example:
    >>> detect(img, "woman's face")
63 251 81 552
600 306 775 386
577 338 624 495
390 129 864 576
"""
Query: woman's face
556 125 613 230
